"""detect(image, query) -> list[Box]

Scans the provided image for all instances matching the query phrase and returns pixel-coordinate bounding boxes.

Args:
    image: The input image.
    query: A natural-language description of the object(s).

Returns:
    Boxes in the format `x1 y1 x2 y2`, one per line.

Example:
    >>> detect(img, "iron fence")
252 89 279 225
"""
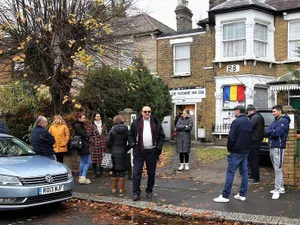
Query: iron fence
212 123 231 133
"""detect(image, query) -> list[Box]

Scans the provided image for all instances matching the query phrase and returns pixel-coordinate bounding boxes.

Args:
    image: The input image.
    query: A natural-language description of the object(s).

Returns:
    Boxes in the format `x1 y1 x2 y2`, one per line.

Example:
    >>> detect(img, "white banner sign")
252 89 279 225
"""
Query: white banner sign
170 88 206 103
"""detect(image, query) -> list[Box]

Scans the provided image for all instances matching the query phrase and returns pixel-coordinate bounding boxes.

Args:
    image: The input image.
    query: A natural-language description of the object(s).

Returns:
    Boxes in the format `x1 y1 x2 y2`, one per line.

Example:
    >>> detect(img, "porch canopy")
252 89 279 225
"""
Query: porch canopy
267 70 300 104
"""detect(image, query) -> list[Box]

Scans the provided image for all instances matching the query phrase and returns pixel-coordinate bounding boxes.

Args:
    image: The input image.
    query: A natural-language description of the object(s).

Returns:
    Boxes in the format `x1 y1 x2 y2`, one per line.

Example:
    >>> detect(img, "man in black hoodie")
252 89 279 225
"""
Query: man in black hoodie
214 105 252 203
246 104 265 184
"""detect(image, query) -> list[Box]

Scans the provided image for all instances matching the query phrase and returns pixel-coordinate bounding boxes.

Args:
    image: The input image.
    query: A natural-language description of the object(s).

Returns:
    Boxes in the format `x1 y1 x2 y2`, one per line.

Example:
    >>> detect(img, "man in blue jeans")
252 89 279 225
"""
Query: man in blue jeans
214 105 252 203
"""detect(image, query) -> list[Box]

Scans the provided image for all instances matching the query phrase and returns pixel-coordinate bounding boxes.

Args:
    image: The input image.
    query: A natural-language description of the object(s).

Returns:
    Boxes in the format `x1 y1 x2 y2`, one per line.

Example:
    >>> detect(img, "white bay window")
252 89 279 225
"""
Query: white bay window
223 22 246 58
289 20 300 59
254 23 268 58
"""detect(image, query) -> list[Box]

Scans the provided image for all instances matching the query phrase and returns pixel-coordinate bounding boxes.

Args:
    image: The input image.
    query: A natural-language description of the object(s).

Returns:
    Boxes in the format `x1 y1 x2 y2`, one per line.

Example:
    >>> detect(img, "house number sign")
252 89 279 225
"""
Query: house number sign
227 65 240 72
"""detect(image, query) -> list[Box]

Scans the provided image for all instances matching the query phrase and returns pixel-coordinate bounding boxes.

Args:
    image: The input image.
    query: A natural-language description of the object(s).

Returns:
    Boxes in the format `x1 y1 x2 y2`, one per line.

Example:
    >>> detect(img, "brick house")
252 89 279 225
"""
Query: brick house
157 0 300 142
157 1 216 141
110 13 175 74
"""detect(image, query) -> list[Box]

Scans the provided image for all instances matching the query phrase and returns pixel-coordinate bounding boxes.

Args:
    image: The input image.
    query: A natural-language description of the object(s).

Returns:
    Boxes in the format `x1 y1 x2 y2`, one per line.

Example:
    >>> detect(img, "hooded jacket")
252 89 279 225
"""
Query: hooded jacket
49 123 70 153
106 124 129 171
248 112 265 142
265 114 290 149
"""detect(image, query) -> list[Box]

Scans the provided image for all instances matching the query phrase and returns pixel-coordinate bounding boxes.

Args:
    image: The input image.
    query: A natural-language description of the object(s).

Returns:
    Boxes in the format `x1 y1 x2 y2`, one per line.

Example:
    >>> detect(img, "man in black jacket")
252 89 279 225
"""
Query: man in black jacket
128 106 165 201
246 104 265 184
30 116 56 160
214 105 252 203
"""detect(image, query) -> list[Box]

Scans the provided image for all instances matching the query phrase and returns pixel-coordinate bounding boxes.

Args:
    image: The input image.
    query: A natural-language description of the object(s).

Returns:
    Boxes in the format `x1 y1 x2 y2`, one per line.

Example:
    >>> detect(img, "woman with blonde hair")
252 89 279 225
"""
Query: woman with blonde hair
106 115 129 194
49 115 70 163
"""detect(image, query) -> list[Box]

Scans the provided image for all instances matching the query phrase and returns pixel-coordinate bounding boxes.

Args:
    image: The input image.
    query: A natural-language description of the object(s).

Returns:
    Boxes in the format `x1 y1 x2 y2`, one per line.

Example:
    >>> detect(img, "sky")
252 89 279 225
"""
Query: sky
134 0 210 30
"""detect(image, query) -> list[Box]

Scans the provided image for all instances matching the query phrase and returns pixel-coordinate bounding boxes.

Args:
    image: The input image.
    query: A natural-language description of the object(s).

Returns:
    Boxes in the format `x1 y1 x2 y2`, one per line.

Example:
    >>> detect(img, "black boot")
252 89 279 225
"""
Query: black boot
92 163 97 179
97 167 103 177
127 167 132 180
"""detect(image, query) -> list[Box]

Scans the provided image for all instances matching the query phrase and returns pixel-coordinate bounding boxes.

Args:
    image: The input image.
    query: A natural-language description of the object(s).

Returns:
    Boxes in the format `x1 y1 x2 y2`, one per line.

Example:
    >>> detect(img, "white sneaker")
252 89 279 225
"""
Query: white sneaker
270 188 285 194
272 191 280 200
184 163 189 171
234 193 246 201
213 195 229 203
178 163 184 171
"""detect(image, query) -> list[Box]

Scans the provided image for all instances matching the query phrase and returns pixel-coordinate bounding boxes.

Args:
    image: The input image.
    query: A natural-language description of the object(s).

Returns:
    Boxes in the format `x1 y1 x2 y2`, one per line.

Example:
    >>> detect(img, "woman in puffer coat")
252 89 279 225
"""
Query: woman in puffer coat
49 115 70 163
176 108 193 171
106 115 129 194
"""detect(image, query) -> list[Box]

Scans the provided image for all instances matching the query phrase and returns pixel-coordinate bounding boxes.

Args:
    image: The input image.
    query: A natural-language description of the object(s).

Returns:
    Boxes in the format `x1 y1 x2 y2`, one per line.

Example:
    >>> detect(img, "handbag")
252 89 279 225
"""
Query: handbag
70 136 82 150
101 152 113 169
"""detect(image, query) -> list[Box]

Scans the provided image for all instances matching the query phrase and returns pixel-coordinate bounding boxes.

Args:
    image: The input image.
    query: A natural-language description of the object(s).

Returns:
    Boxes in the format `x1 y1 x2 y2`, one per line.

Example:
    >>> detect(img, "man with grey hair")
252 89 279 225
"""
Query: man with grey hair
30 116 56 160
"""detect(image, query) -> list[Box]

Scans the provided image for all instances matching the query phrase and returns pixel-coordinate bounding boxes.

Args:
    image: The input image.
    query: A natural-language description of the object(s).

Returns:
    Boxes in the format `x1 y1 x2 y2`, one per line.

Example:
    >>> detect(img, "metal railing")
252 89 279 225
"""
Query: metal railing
212 124 231 133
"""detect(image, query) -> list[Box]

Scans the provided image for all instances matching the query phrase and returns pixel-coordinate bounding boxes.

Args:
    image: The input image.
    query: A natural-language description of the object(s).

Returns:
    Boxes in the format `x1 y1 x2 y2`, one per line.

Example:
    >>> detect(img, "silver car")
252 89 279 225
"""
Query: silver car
0 133 73 210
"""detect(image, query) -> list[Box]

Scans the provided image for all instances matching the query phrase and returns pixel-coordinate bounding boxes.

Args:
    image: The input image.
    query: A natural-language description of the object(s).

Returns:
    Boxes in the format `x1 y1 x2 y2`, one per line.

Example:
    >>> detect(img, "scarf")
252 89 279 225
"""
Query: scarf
137 117 157 152
94 120 102 135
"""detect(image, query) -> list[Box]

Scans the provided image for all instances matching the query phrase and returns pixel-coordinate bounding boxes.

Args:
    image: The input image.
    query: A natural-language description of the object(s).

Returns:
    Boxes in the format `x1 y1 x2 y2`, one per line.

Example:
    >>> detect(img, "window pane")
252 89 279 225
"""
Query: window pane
289 21 300 40
175 59 190 74
254 23 268 41
254 87 268 108
223 40 246 57
175 45 190 58
254 40 267 58
223 22 245 41
289 41 300 58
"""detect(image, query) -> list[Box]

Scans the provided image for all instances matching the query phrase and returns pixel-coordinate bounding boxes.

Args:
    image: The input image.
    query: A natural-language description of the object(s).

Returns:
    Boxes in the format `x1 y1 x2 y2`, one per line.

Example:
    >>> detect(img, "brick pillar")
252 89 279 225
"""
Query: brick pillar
282 106 297 186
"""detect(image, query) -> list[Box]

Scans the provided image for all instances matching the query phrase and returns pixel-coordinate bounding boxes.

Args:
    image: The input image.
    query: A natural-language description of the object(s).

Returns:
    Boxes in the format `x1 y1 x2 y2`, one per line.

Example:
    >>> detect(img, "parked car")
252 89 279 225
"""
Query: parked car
0 133 73 210
256 109 273 156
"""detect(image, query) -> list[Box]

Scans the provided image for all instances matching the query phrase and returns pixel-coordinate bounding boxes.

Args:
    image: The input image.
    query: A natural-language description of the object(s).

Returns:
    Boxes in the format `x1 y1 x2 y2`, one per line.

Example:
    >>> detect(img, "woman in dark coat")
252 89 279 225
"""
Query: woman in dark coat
72 112 91 185
106 115 129 194
176 108 193 171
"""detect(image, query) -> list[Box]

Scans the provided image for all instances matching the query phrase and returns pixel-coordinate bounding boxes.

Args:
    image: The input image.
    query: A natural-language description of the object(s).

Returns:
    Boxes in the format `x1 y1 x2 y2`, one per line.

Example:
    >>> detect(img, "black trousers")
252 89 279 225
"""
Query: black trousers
248 141 261 182
55 152 64 163
133 149 157 196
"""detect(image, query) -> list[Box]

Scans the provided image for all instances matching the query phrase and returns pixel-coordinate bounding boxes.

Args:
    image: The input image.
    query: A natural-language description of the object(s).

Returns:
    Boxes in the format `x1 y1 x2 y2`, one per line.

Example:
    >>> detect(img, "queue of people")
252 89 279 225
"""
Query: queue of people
0 103 292 202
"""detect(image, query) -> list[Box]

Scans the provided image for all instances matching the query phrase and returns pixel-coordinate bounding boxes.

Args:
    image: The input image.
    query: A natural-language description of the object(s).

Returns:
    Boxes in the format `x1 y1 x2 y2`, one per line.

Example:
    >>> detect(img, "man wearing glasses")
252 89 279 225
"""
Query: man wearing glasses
128 106 165 201
265 105 290 200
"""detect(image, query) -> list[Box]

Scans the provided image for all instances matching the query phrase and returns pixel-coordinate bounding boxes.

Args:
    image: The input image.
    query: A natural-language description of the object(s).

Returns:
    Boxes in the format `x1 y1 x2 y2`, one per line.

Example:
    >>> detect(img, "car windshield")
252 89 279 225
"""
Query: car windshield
0 137 36 157
260 112 274 127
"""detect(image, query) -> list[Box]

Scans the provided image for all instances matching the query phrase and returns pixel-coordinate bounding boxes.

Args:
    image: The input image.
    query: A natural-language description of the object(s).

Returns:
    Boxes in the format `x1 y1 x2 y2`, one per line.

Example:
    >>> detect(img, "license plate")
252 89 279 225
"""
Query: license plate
38 185 64 195
263 137 268 142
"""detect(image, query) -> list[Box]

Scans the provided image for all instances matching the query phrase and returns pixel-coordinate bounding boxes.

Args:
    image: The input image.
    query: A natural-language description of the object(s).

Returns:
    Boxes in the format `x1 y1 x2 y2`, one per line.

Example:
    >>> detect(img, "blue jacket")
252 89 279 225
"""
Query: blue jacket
30 125 55 155
227 114 252 154
265 114 290 149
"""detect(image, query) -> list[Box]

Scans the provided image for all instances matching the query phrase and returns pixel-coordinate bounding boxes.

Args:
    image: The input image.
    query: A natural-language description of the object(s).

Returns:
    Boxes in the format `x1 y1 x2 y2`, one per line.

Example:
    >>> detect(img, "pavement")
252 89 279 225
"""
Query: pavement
73 141 300 225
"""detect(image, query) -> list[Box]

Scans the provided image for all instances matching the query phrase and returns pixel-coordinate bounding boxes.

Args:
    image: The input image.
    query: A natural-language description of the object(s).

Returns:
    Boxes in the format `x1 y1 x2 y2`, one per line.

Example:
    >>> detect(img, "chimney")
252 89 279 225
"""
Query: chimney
175 0 193 31
209 0 227 10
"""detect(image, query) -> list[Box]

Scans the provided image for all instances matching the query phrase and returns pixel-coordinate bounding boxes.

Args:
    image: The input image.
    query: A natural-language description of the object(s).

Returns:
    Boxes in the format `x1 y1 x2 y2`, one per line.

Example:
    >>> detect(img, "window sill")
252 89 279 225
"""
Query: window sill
171 74 191 78
213 57 275 64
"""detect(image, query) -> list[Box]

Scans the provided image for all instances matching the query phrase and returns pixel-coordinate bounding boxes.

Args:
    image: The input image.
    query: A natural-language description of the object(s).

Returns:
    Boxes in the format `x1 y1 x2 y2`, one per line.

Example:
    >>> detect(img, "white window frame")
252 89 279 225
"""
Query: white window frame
222 21 246 58
288 20 300 59
173 44 191 76
254 22 268 58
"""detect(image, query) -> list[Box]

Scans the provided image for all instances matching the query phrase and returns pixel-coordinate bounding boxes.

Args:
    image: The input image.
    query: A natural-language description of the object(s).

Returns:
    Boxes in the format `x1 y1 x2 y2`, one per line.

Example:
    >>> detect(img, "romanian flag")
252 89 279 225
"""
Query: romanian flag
223 85 245 101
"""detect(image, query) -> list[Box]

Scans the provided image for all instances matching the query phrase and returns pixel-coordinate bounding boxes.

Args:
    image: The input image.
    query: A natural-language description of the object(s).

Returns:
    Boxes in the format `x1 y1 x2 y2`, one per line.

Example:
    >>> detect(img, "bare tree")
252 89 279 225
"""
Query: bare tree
0 0 135 113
